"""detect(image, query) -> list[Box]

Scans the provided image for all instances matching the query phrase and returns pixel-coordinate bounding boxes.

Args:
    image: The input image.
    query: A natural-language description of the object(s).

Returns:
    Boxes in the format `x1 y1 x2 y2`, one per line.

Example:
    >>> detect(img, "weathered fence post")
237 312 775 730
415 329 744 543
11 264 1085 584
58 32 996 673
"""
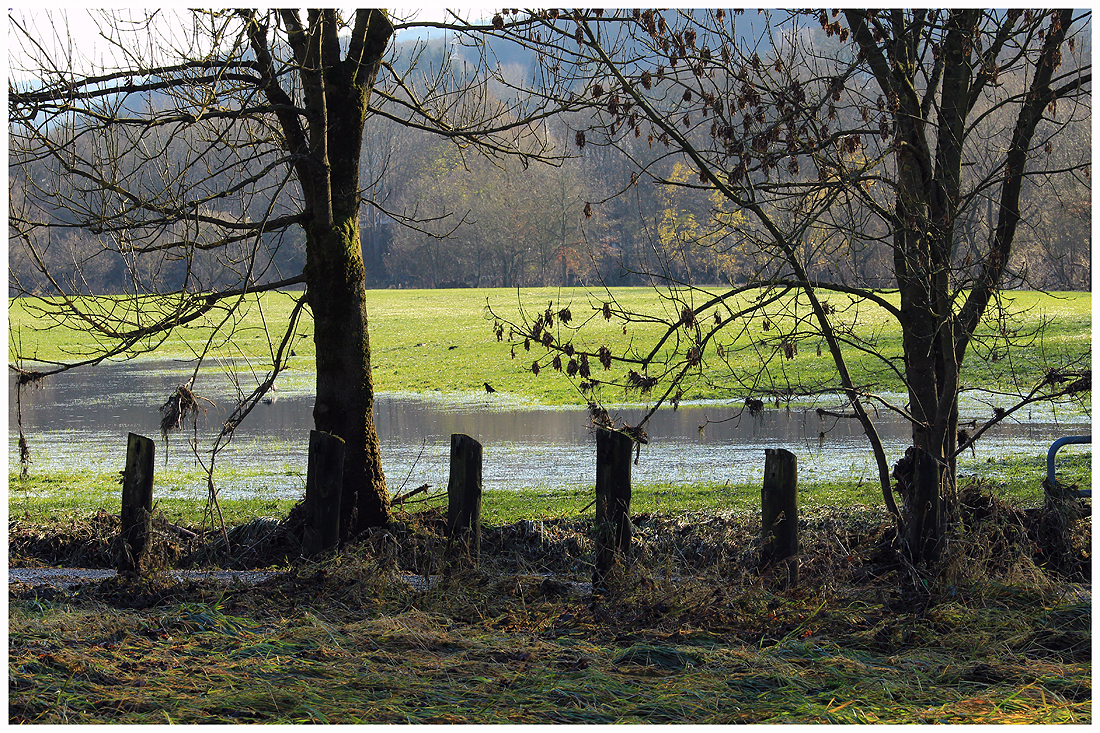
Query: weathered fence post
446 433 482 570
304 430 345 556
119 432 155 574
593 427 634 589
761 447 798 586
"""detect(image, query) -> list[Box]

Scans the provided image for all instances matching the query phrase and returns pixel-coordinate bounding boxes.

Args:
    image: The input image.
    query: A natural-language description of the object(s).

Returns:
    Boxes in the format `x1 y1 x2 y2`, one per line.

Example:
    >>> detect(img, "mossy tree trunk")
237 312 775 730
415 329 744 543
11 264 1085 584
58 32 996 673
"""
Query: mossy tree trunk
249 9 395 536
306 218 390 533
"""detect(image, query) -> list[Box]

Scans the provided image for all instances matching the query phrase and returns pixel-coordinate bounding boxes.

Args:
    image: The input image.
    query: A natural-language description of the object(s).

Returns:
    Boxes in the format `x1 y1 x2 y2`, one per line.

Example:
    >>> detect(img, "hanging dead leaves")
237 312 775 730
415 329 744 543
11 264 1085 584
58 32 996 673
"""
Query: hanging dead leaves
627 370 657 393
13 366 46 388
587 400 611 428
497 298 628 402
680 305 696 327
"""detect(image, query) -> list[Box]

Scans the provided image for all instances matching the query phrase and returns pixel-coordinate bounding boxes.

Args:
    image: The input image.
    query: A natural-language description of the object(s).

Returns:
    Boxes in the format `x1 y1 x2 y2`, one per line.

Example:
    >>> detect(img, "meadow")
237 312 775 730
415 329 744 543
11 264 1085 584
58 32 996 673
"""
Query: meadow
8 287 1092 724
9 286 1089 523
9 286 1091 406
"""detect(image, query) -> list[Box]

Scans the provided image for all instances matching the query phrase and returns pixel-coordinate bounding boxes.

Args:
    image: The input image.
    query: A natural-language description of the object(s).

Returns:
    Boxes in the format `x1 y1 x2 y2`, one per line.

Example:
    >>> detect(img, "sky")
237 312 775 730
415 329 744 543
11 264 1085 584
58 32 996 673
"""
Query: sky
7 7 497 83
8 8 192 83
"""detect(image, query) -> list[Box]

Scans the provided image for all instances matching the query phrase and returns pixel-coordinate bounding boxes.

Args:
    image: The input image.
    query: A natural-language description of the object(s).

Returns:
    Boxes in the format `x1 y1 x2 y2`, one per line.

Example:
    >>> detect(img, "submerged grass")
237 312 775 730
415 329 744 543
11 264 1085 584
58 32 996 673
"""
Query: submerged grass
9 456 1076 532
10 441 1086 531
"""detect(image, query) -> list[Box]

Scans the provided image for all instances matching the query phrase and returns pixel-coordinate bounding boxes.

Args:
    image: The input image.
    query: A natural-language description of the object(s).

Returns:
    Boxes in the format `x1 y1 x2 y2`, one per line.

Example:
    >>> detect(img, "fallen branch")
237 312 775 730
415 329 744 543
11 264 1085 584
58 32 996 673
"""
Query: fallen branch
392 483 432 506
156 516 199 541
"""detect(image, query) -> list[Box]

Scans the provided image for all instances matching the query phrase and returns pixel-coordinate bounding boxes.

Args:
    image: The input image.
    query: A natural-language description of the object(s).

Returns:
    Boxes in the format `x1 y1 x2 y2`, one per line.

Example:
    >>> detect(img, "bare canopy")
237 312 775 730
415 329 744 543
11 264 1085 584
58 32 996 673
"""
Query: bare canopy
9 8 567 538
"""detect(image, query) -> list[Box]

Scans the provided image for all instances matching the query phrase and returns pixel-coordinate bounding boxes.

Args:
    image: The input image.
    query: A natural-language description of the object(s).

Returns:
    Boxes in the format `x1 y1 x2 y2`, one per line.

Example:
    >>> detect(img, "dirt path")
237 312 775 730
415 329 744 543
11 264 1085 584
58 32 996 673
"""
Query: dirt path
8 566 599 596
8 567 282 588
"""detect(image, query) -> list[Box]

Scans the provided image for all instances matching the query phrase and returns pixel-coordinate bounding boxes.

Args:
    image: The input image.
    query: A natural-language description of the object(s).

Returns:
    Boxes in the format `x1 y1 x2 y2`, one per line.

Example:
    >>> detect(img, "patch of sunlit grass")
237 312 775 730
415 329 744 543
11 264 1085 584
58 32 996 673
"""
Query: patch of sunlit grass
9 288 1091 406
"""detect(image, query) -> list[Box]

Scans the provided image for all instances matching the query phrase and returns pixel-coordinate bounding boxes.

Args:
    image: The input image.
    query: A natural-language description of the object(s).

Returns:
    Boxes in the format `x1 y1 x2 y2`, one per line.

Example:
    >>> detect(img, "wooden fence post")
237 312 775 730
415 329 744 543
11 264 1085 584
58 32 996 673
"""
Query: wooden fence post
304 430 345 556
447 433 482 569
119 432 155 574
761 447 798 586
593 427 634 589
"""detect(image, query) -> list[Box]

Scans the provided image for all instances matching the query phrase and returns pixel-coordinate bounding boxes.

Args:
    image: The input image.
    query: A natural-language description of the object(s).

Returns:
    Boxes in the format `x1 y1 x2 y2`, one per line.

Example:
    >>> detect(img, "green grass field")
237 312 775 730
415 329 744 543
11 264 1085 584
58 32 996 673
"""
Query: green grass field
9 287 1091 406
8 287 1090 523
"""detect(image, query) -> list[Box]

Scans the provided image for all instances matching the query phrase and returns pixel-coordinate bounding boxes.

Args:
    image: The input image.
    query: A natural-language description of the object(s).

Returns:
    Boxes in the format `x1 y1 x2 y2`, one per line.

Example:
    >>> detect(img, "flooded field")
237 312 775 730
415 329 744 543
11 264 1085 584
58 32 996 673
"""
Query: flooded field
9 359 1090 501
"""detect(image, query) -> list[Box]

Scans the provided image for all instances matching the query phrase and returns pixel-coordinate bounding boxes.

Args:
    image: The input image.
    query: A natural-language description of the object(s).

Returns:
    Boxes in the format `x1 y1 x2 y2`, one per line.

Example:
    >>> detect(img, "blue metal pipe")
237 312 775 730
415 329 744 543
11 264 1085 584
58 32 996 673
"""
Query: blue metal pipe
1046 435 1091 497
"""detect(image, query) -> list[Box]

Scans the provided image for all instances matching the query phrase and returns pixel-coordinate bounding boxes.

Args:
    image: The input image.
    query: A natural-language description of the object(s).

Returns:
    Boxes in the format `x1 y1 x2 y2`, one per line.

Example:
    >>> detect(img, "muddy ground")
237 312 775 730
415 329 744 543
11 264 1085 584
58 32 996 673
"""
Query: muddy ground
9 484 1090 607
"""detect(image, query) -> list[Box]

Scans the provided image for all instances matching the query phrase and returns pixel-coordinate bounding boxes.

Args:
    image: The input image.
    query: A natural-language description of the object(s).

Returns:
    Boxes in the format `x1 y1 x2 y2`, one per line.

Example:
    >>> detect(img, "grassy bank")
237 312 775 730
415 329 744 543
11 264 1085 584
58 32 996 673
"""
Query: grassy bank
9 288 1091 406
8 450 1090 529
9 488 1092 724
9 578 1090 724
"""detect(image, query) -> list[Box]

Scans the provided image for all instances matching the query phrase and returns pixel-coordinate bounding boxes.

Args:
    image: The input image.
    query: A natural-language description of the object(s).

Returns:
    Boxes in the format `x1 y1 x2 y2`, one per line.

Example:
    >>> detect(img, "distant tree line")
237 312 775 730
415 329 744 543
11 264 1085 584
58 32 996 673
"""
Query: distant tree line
10 22 1089 296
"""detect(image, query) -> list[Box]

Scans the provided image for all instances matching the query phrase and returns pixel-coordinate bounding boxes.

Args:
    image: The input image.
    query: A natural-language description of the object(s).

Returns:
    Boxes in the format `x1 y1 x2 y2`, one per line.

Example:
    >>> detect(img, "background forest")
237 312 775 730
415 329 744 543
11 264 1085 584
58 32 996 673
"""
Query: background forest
9 16 1091 295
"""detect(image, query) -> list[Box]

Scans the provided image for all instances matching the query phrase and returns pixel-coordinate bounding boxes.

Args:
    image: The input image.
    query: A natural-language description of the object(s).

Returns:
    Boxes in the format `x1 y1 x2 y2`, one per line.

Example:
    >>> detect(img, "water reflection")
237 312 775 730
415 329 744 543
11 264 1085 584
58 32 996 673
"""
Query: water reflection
9 360 1088 501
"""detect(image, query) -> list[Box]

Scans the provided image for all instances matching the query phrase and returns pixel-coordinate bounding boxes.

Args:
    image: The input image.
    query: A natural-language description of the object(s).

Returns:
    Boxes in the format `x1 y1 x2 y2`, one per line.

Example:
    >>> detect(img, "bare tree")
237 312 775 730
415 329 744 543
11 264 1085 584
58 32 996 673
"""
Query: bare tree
490 9 1091 565
386 142 588 287
8 9 563 539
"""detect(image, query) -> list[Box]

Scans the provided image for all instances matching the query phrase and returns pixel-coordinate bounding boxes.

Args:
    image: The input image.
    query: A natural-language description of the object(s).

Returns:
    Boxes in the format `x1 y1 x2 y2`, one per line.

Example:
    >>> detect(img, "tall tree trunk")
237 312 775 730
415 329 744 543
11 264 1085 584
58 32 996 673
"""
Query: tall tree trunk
887 11 950 564
263 9 396 537
307 216 391 534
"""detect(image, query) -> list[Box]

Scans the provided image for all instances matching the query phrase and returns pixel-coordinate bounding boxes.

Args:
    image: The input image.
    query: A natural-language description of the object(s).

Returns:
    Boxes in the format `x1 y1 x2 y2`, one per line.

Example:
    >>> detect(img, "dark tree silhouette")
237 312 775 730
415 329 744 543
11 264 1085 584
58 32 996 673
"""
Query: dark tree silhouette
9 9 561 539
491 9 1091 564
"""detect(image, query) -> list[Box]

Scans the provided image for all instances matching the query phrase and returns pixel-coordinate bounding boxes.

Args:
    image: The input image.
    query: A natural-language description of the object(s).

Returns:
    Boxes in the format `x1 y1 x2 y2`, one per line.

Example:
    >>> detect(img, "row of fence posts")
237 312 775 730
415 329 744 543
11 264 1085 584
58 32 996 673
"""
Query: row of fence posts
118 429 801 587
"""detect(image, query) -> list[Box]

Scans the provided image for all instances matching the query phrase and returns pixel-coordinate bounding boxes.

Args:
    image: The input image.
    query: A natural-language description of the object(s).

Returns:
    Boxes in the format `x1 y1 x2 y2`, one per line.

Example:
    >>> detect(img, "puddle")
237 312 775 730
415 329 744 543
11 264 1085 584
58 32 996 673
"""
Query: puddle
10 359 1091 501
5 567 598 596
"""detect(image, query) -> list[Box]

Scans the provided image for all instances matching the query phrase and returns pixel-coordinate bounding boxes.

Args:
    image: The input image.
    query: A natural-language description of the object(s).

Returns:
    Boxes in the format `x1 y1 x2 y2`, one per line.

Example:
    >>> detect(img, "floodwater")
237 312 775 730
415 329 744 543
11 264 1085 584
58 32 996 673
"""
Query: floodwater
9 359 1090 501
